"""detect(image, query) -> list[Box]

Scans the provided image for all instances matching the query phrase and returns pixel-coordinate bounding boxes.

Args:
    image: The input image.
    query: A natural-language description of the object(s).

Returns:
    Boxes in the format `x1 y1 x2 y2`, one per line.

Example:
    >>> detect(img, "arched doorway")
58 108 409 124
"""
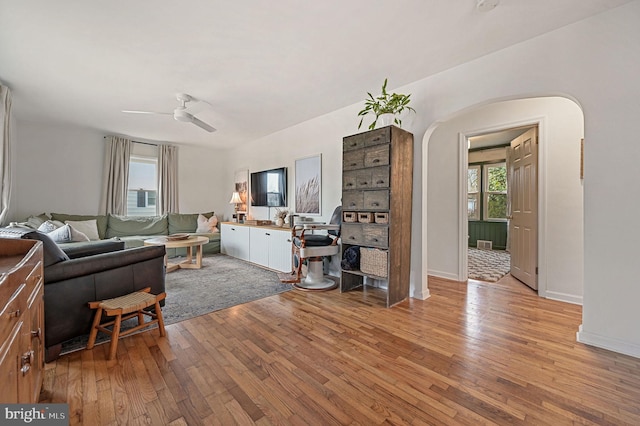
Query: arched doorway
421 96 584 304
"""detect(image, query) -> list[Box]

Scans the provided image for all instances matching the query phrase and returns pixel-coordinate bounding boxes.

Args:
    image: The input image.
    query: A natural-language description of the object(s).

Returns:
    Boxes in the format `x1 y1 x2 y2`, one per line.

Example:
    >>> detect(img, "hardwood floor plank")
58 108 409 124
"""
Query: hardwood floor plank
41 275 640 425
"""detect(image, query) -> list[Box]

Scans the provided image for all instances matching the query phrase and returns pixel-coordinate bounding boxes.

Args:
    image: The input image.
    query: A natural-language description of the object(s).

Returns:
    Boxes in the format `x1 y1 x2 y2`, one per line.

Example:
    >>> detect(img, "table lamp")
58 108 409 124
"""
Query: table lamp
229 191 243 222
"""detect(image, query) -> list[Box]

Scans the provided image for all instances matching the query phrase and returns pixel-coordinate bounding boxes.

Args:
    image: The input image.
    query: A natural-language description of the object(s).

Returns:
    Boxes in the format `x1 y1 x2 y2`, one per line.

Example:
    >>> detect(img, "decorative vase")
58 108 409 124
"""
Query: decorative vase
377 113 395 128
275 218 284 227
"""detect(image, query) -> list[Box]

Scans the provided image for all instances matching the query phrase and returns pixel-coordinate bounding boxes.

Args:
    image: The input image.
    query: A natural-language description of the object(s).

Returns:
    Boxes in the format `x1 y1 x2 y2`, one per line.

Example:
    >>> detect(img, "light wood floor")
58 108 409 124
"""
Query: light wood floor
41 275 640 425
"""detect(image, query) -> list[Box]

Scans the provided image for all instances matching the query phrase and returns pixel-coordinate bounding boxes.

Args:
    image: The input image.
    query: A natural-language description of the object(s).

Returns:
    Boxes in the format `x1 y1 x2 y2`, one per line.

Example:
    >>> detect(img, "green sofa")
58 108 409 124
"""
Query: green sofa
27 212 221 257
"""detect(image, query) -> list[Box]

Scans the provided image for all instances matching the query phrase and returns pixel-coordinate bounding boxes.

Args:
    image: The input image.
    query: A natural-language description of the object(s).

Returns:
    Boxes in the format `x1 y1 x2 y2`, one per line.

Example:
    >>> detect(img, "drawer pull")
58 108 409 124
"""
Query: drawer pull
377 180 385 184
350 163 357 167
21 350 34 376
373 159 380 163
346 183 353 187
349 236 356 240
31 328 41 341
265 233 270 236
372 239 379 242
361 181 368 185
9 309 20 318
371 202 380 207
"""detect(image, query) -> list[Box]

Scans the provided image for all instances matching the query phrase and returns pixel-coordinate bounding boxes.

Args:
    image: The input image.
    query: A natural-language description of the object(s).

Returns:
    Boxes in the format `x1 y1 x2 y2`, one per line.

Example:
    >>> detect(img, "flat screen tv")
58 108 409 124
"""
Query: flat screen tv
250 167 287 207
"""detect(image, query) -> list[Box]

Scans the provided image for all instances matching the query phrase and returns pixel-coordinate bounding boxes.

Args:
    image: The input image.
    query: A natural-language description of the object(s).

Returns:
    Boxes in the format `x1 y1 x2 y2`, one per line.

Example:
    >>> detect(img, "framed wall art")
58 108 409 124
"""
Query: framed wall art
295 154 321 215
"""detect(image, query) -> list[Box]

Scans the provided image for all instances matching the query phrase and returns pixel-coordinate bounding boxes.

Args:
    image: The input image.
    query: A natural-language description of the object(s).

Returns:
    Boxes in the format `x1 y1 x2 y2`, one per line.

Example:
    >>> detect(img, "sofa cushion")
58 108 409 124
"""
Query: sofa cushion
51 213 108 240
19 230 70 267
168 211 214 234
106 214 168 238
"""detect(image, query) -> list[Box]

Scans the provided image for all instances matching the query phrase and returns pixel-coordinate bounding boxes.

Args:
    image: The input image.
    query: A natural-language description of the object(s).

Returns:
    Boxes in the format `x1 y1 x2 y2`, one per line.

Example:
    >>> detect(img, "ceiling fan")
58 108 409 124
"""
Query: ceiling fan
122 93 216 132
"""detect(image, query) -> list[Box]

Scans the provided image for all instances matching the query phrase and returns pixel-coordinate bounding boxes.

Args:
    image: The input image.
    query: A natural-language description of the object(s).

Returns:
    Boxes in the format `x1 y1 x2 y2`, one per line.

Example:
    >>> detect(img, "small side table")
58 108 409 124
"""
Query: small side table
87 287 166 360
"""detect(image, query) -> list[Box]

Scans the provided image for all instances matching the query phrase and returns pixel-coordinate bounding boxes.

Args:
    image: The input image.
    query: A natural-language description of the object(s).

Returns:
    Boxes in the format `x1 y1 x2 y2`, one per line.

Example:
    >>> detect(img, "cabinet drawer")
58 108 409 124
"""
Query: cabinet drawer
363 190 389 210
370 166 390 188
363 128 390 146
0 283 27 340
341 224 364 245
343 150 363 171
342 171 357 191
341 224 389 248
343 192 363 210
361 225 389 248
364 144 389 168
343 134 365 151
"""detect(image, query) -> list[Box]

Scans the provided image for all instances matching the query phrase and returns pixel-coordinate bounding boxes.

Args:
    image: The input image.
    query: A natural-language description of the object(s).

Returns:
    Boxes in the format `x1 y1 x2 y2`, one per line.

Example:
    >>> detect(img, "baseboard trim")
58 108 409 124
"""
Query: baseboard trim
577 325 640 358
544 291 583 305
427 269 459 281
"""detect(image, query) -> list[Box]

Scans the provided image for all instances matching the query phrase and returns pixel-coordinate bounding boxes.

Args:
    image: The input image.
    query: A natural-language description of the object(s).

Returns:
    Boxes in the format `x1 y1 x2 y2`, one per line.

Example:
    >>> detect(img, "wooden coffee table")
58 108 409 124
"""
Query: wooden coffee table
144 236 209 272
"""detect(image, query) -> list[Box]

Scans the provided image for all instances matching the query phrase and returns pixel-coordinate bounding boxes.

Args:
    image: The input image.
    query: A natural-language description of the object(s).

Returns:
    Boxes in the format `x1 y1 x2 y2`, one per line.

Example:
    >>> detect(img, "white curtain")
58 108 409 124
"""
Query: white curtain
100 136 131 215
158 144 179 214
0 84 12 225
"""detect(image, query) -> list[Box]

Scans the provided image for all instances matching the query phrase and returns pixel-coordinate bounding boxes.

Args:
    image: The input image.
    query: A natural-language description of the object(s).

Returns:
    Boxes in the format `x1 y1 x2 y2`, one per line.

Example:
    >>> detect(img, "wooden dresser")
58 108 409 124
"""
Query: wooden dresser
340 126 414 307
0 238 44 403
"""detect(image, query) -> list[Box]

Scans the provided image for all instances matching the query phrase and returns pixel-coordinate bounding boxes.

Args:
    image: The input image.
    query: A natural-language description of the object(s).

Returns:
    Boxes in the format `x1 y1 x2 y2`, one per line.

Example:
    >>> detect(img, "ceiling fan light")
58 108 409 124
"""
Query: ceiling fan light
173 109 191 122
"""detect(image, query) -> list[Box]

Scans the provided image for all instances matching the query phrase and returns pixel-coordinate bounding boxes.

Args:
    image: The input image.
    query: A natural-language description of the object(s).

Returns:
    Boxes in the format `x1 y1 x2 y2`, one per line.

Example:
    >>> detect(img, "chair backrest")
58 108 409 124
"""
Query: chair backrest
329 206 342 237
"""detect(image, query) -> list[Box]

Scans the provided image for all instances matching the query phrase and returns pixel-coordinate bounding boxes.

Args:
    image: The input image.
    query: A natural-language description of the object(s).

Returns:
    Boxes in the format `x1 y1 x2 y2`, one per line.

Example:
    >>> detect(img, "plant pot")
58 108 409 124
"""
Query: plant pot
377 113 395 128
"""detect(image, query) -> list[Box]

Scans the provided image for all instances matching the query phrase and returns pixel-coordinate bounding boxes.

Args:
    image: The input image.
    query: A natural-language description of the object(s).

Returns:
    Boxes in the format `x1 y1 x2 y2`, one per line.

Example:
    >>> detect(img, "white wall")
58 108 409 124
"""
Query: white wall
426 97 584 304
226 1 640 357
10 121 227 221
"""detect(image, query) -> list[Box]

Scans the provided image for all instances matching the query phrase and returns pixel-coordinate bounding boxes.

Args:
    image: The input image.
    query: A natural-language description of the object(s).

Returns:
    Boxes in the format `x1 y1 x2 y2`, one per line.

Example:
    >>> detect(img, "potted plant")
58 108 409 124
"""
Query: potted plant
358 78 416 130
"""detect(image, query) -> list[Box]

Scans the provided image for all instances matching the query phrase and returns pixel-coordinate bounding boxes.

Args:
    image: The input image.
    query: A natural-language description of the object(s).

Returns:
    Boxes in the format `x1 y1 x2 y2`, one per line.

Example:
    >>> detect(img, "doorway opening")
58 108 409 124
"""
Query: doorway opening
465 125 537 288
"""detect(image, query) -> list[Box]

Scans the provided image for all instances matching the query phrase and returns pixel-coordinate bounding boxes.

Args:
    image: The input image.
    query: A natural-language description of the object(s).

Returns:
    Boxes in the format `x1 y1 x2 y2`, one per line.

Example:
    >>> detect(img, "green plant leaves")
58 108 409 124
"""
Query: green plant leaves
357 78 415 129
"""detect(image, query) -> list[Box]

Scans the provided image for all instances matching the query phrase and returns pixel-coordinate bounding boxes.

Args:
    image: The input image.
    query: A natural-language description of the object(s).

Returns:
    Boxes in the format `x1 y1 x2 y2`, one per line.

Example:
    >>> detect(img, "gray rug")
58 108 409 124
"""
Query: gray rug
468 247 510 282
60 254 291 355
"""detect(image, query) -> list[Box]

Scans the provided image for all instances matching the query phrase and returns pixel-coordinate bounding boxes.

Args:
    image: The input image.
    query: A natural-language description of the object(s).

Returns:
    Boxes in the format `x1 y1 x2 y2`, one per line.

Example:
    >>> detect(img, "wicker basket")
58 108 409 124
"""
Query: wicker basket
357 212 373 223
374 212 389 224
343 211 358 222
360 247 388 277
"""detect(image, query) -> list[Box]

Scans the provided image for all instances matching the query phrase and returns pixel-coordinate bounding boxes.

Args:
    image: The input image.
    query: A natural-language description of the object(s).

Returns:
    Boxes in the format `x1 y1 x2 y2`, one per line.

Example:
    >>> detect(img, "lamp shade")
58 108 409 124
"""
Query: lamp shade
229 191 243 204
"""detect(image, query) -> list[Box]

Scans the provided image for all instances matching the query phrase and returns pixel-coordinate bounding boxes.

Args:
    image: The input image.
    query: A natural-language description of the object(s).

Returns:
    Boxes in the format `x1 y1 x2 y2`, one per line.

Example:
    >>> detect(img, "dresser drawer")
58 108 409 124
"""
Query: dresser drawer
343 150 363 171
361 225 389 248
343 134 365 151
363 128 390 147
0 282 27 340
341 224 389 248
364 144 389 168
343 191 363 210
363 190 389 210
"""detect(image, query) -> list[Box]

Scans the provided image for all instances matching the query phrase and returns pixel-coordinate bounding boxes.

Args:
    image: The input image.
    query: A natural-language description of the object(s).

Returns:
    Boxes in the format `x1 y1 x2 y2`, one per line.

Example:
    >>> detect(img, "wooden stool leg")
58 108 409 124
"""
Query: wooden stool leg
108 312 122 360
137 310 144 325
87 307 103 350
155 300 166 337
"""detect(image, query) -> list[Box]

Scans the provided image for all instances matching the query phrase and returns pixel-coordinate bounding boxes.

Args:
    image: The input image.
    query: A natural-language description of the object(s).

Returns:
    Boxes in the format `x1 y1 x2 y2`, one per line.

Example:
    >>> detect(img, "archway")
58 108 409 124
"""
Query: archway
419 96 584 304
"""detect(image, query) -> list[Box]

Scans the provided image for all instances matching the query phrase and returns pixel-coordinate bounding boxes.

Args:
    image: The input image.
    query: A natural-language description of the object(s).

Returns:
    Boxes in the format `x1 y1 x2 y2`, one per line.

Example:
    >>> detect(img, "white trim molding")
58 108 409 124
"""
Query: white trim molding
577 326 640 359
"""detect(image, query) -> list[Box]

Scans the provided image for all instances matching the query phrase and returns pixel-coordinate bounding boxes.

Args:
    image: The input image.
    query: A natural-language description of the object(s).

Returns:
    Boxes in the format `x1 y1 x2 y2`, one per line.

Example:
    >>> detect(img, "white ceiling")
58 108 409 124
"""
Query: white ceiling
0 0 632 148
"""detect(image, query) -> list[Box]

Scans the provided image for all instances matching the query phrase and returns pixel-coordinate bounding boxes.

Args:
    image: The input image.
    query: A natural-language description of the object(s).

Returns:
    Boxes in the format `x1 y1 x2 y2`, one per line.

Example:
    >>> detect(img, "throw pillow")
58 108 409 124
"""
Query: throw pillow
196 214 218 233
38 220 60 234
65 219 100 241
47 224 91 243
21 231 70 267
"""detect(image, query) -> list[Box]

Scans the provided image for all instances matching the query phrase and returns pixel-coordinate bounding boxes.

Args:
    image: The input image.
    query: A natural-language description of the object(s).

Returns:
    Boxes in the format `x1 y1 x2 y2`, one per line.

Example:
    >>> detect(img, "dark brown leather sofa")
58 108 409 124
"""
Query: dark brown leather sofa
0 228 166 361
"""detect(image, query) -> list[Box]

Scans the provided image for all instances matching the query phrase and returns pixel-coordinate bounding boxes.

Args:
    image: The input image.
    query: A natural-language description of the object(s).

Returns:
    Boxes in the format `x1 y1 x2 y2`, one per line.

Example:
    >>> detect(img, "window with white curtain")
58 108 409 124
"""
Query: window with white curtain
127 155 157 216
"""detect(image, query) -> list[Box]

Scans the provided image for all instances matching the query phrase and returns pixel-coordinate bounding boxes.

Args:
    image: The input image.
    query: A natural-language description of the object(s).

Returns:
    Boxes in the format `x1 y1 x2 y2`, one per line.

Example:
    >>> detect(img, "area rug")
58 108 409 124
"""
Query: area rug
468 247 511 282
60 254 292 355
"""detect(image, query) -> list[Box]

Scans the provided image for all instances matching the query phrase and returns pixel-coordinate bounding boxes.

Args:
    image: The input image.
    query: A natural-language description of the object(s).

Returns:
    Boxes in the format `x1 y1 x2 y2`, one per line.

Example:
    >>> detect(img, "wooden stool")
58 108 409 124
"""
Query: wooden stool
87 287 166 360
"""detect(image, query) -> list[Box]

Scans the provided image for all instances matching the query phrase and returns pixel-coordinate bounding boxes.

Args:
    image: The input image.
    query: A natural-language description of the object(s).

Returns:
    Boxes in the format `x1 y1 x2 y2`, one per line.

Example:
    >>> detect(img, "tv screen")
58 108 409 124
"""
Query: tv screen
250 167 287 207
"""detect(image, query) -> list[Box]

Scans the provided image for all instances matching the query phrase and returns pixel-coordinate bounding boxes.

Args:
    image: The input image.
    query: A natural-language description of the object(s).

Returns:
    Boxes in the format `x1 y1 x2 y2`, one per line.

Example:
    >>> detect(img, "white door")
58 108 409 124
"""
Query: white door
508 127 538 290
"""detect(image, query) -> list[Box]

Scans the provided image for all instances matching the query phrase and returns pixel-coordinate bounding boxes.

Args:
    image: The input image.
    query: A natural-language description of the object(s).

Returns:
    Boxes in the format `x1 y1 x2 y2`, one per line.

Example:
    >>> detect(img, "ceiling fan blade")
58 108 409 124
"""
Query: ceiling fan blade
122 110 172 115
190 115 217 132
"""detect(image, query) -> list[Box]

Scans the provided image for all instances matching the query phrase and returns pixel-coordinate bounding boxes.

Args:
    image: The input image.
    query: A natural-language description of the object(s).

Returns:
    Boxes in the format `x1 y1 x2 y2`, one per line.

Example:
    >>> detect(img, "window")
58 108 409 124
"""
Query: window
128 156 158 216
484 163 507 221
467 165 480 220
468 162 507 221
